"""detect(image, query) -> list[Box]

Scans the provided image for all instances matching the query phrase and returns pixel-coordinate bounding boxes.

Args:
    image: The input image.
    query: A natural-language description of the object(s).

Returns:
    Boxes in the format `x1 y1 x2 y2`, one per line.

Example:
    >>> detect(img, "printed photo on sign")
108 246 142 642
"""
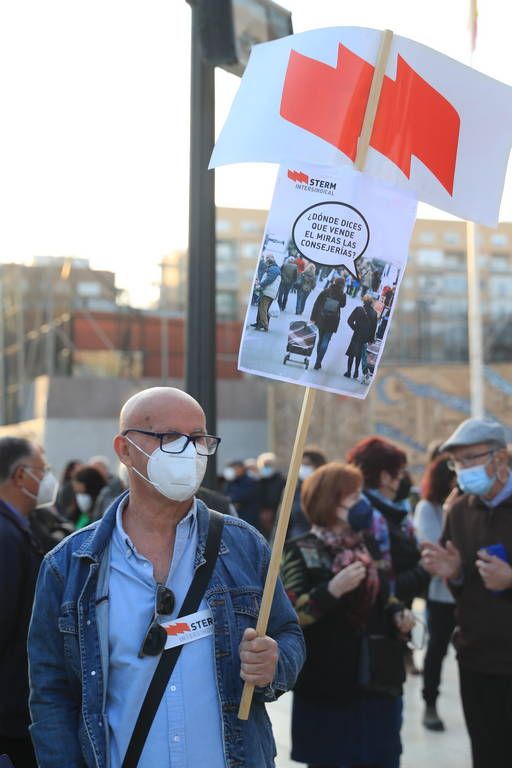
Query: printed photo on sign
238 163 417 400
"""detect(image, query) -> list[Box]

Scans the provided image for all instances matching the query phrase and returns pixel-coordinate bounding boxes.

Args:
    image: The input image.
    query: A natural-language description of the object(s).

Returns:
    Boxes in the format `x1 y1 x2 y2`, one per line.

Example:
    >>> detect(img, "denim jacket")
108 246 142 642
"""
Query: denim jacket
28 495 305 768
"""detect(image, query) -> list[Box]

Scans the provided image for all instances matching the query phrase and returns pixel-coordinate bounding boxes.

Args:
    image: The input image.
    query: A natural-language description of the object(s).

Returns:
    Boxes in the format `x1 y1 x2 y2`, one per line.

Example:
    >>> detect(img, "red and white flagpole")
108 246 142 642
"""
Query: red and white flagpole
237 27 394 721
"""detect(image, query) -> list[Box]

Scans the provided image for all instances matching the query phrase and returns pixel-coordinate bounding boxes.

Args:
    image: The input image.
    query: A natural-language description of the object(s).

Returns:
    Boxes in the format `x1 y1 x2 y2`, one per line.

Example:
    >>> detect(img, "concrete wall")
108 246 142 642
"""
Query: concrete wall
0 375 270 477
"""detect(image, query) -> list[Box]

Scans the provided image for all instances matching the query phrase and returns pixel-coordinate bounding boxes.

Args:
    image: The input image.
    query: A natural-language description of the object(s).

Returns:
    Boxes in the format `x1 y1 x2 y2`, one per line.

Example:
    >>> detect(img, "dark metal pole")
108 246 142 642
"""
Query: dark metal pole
186 1 218 488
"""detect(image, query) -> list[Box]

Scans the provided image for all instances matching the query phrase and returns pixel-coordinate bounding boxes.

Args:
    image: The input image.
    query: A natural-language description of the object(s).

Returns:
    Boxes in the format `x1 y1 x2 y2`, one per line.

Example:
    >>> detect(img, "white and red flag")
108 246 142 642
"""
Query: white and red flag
210 27 512 226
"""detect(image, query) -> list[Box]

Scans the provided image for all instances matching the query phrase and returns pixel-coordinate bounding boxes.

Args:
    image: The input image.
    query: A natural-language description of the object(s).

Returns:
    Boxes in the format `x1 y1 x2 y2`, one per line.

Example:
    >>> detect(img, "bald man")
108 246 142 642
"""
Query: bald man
28 387 304 768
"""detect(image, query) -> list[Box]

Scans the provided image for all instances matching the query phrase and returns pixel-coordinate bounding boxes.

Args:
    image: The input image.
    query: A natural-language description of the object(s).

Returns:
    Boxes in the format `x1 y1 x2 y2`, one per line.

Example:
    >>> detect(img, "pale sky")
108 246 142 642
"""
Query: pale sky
0 0 511 306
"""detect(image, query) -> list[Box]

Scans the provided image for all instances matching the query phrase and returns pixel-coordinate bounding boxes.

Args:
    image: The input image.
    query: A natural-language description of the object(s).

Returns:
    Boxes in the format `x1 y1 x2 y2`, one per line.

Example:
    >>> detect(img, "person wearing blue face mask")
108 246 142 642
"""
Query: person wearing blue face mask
421 418 512 768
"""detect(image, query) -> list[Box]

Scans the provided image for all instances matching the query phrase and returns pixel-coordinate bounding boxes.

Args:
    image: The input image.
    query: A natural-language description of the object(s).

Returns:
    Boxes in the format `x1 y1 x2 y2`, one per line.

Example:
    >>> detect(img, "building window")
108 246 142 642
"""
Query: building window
418 275 444 293
489 275 512 297
76 282 102 297
417 249 444 267
418 230 436 244
216 241 236 262
444 275 467 293
443 231 461 245
217 219 231 233
445 250 465 268
240 219 261 233
491 232 508 247
241 242 261 259
216 291 237 318
489 253 510 272
217 262 239 288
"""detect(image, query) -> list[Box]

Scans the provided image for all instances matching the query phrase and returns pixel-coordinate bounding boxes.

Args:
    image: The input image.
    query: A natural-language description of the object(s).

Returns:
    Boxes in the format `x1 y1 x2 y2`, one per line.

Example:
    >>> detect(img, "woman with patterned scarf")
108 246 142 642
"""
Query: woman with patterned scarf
281 462 414 768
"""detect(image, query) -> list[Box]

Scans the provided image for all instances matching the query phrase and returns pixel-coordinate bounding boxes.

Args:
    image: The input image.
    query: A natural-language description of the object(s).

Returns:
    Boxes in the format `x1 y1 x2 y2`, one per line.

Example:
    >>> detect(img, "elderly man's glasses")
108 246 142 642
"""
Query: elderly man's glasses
122 429 221 456
138 585 175 658
447 449 496 471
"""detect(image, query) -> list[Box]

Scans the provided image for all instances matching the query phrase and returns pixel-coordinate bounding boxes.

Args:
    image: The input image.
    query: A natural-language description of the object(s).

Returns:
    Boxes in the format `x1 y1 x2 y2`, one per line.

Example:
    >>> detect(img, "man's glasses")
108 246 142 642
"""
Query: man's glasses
138 585 175 658
447 449 495 471
122 429 221 456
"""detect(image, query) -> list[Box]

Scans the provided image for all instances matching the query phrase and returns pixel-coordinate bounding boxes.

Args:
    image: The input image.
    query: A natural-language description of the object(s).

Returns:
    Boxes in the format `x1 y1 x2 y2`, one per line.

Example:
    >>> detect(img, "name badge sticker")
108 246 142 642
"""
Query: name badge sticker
161 608 214 649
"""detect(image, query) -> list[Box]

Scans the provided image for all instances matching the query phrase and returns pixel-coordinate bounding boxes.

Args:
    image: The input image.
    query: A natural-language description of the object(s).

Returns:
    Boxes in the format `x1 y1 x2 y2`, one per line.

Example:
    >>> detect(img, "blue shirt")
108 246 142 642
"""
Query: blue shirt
414 499 454 604
106 498 225 768
2 499 29 531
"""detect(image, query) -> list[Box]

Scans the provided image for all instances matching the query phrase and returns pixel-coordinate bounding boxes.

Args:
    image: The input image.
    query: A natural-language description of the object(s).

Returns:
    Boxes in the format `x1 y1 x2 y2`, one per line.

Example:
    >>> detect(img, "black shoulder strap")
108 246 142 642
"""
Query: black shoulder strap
122 509 225 768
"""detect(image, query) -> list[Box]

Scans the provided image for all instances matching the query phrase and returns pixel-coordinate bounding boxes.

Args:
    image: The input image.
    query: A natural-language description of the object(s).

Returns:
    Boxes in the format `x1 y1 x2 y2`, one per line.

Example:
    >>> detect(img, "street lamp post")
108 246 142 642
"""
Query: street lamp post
184 0 292 489
186 0 217 488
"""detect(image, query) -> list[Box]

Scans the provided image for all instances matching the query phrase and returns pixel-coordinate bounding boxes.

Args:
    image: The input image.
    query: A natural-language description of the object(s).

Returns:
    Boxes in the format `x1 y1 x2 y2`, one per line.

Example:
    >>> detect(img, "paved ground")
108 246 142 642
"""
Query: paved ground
269 648 471 767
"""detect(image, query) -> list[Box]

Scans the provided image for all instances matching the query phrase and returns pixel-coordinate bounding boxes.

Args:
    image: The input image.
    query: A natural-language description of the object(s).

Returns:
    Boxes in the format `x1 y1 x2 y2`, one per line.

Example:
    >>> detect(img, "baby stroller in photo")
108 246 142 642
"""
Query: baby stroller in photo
283 321 317 370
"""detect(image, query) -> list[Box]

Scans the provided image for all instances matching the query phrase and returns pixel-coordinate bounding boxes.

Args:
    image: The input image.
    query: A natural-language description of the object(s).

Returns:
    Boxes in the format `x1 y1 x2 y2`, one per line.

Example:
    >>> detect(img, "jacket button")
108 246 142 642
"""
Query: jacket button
91 670 96 676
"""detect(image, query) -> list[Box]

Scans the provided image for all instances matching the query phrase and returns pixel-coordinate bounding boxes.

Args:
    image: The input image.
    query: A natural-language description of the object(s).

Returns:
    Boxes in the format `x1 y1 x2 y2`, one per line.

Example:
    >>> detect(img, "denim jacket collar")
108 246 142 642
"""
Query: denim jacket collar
72 491 228 565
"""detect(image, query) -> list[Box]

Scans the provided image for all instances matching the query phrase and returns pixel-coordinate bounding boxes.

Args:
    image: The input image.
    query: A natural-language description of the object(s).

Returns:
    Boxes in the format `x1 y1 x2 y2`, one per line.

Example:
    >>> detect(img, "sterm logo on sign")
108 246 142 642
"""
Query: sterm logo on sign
162 608 215 649
288 169 309 183
288 169 337 195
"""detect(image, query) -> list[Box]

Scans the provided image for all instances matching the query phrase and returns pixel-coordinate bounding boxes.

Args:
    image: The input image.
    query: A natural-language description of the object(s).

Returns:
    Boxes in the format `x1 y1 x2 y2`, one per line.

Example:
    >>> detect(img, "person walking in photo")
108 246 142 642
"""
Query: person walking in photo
414 454 457 732
421 418 512 768
28 387 305 768
277 256 298 312
345 294 378 381
251 253 281 332
295 262 316 315
310 276 347 370
281 462 414 768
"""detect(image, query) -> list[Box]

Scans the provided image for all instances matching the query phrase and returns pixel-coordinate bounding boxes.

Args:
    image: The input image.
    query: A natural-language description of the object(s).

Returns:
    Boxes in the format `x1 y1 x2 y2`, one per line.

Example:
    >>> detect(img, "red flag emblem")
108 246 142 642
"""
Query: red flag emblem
166 622 191 636
280 44 460 195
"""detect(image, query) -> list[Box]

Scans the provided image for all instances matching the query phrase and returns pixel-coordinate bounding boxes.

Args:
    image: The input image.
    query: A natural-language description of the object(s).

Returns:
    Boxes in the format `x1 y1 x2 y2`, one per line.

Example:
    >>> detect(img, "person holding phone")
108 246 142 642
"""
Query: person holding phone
421 418 512 768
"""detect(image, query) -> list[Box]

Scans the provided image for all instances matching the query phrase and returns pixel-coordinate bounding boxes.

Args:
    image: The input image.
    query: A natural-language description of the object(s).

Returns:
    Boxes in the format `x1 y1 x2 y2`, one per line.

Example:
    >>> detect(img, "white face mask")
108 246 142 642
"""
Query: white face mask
298 464 314 481
76 492 93 513
22 469 59 508
223 467 236 482
126 437 207 502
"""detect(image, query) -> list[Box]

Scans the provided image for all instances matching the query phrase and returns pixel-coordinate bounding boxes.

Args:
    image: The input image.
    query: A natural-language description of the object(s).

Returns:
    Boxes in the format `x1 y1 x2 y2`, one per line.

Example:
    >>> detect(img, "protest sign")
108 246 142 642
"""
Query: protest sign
239 162 417 399
236 30 395 720
210 26 512 226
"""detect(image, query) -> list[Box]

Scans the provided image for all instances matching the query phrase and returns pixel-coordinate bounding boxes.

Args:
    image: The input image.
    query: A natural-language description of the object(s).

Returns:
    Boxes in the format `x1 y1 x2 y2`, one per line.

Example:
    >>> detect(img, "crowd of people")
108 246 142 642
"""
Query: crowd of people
1 390 512 767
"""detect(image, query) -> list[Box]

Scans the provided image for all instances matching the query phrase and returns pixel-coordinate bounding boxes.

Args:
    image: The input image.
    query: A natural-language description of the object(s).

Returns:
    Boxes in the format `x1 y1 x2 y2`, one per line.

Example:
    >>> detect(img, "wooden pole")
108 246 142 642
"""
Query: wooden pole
237 28 394 721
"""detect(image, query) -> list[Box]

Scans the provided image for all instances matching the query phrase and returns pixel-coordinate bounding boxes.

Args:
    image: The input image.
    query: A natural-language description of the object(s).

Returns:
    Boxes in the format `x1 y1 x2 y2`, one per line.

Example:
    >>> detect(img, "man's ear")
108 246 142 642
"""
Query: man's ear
10 464 26 488
114 434 132 467
495 448 510 479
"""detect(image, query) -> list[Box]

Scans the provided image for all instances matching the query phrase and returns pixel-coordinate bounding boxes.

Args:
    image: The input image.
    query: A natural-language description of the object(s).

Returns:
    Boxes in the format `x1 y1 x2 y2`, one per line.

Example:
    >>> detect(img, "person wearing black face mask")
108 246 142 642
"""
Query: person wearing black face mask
347 437 430 607
282 462 414 768
394 471 413 506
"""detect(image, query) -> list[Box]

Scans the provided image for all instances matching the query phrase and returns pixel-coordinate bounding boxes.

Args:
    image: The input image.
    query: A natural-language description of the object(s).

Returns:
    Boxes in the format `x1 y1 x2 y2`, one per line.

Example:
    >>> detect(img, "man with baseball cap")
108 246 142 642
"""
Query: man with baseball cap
421 418 512 768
